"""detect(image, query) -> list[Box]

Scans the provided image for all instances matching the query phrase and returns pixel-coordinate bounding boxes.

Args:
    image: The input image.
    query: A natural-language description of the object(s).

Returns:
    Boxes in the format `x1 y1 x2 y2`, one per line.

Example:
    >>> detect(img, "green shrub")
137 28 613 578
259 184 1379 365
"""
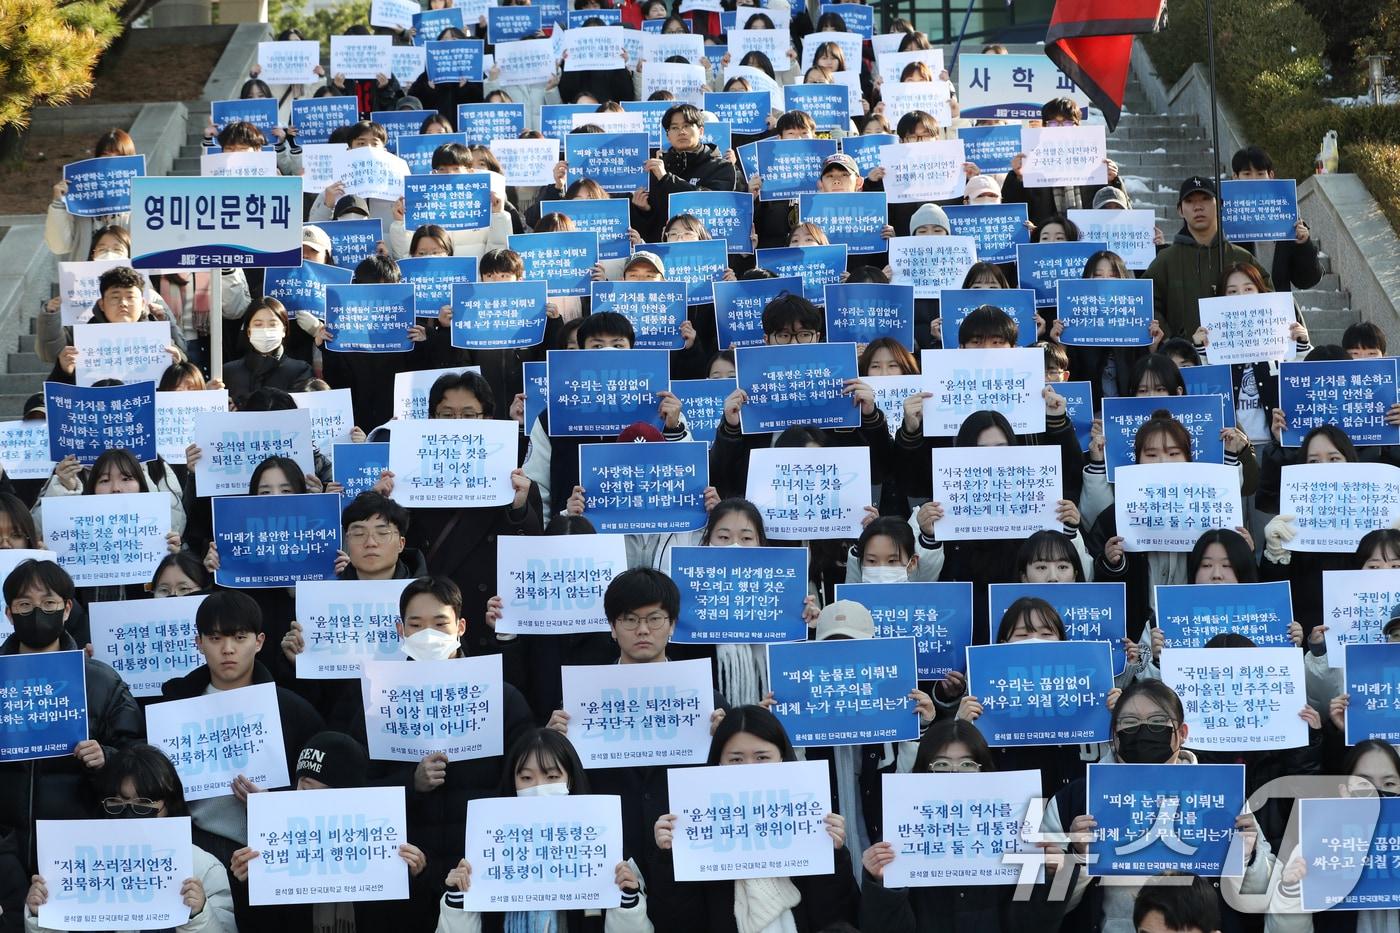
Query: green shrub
268 0 372 57
1344 142 1400 237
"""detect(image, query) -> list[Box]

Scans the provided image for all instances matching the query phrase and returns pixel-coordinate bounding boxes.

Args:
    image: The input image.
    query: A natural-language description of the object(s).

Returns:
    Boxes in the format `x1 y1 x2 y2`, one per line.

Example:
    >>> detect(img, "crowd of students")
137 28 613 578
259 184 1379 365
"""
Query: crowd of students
11 0 1400 931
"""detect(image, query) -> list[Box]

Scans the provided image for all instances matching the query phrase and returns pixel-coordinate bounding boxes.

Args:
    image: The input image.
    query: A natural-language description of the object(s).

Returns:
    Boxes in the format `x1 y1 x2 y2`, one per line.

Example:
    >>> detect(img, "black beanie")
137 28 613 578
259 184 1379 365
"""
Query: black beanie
295 731 368 789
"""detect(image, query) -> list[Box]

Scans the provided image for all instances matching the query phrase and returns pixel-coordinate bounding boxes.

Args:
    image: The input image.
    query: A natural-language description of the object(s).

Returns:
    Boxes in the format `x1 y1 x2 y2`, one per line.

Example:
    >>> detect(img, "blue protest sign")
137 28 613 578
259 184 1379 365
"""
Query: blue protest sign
956 124 1021 175
541 105 598 148
62 155 144 219
735 141 760 181
670 378 734 446
1055 278 1155 347
783 84 848 132
754 244 847 305
0 651 87 762
403 173 491 231
823 283 914 348
264 260 355 317
965 640 1114 746
619 100 672 148
1299 796 1400 911
324 283 415 353
1181 363 1238 430
769 637 919 746
291 97 359 145
425 39 485 82
536 0 566 27
820 3 873 35
457 103 527 148
412 7 464 43
211 98 280 137
799 193 889 256
756 138 837 201
523 360 548 435
1221 179 1299 243
1058 380 1095 451
508 231 599 298
940 288 1039 347
316 218 383 268
833 581 974 679
565 132 650 195
332 442 389 502
579 440 708 533
130 176 301 269
736 342 860 434
670 191 754 255
713 275 802 350
944 203 1030 265
672 545 808 643
212 492 341 589
450 280 549 349
703 91 769 136
1344 642 1400 744
648 239 729 307
1016 241 1108 307
1280 358 1400 448
567 7 622 26
702 44 727 73
369 110 438 150
1155 581 1295 648
539 198 631 261
488 6 542 43
987 582 1129 673
395 132 468 174
590 281 687 350
397 255 479 317
1101 395 1225 481
840 134 896 178
45 380 156 465
545 348 670 437
1087 763 1247 877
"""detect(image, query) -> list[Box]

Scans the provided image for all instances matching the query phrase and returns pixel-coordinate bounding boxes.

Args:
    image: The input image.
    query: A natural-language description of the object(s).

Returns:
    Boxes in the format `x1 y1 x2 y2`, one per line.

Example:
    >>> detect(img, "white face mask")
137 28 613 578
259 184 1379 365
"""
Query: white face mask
248 327 284 353
862 566 909 585
401 627 460 662
91 250 127 261
517 782 570 798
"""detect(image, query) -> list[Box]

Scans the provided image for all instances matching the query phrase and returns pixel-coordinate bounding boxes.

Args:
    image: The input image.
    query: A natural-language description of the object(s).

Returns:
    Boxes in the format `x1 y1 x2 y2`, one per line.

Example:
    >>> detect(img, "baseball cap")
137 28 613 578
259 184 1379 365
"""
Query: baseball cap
815 600 875 641
821 153 860 176
618 422 665 443
1177 175 1217 203
625 251 666 277
1093 186 1131 210
302 225 333 255
333 194 371 219
963 174 1001 200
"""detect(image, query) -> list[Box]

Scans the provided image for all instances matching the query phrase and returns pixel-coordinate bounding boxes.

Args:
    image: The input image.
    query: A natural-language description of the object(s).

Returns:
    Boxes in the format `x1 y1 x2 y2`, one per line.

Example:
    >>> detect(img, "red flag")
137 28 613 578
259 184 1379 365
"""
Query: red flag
1045 0 1167 130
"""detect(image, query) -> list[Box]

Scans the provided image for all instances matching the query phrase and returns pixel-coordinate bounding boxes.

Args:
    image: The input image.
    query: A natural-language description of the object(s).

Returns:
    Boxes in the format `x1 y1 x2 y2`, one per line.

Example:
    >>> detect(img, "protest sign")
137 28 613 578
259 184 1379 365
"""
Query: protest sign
647 239 730 307
317 218 384 268
1154 582 1295 648
36 817 193 931
211 98 279 138
1322 568 1400 664
1345 643 1400 744
930 445 1062 541
370 0 419 29
840 133 896 177
642 30 703 63
1066 209 1157 270
957 53 1088 119
797 192 888 256
670 190 755 256
1059 380 1095 450
941 288 1038 347
756 138 837 202
458 103 528 148
544 348 669 437
1220 179 1299 242
44 492 166 587
190 408 314 497
1101 394 1226 482
403 173 491 231
753 244 847 306
397 256 478 317
1199 292 1296 366
669 378 733 446
1298 796 1400 911
412 6 464 42
495 533 628 635
201 150 278 178
672 545 808 643
71 321 171 388
1114 463 1243 553
641 61 706 106
294 579 409 679
704 91 771 136
146 683 289 800
265 260 355 318
331 146 410 202
330 35 393 79
942 203 1030 265
542 198 632 262
987 582 1129 672
562 26 626 71
823 283 914 348
784 84 849 131
888 235 978 299
361 654 504 761
1016 241 1108 307
1055 279 1155 347
746 445 870 540
564 132 649 195
0 651 87 762
1279 358 1400 447
965 640 1114 746
0 420 53 480
386 419 517 508
45 380 156 465
292 98 358 145
488 5 543 41
258 39 321 84
62 155 144 218
89 595 204 697
880 139 966 203
509 231 599 298
561 658 714 767
493 37 555 85
333 442 389 502
919 347 1046 437
392 365 480 421
590 282 687 350
1279 462 1400 552
713 275 803 350
1160 646 1308 751
956 124 1021 175
736 342 860 434
880 80 953 128
834 582 973 679
129 176 301 269
769 636 919 745
1180 364 1237 429
579 441 708 533
1019 124 1107 187
493 138 560 187
291 388 354 455
425 39 485 82
211 492 341 589
450 280 549 350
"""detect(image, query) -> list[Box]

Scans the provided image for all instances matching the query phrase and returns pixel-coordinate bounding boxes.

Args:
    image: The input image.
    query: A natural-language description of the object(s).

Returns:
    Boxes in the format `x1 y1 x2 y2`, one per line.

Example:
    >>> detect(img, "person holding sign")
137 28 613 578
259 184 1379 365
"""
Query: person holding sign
636 104 738 241
650 705 859 932
23 744 236 933
1000 98 1123 229
44 129 136 264
308 120 405 228
437 728 651 932
386 143 514 261
1231 146 1322 295
46 266 187 387
1264 512 1400 641
1061 250 1167 406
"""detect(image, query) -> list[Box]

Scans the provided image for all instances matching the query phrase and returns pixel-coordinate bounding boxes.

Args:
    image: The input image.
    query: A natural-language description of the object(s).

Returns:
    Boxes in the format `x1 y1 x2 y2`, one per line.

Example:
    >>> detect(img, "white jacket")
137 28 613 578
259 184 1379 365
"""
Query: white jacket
44 202 130 265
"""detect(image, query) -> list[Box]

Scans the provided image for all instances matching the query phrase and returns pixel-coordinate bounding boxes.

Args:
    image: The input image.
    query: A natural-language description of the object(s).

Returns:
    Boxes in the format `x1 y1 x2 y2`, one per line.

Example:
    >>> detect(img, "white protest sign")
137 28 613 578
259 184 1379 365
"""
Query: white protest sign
332 146 410 202
247 786 409 905
371 0 420 30
865 375 926 439
56 259 146 326
89 595 204 697
881 770 1042 887
387 418 517 507
561 658 714 768
191 407 315 497
880 139 966 204
493 38 558 87
464 795 624 910
73 320 172 387
495 533 628 634
1019 124 1108 188
562 26 626 71
0 420 54 480
291 388 356 452
155 389 229 465
920 347 1046 437
570 110 646 134
37 817 194 931
642 31 705 64
728 29 791 69
1279 462 1400 553
888 235 978 299
44 492 168 586
880 80 954 129
201 150 279 178
874 47 944 82
300 143 347 193
257 40 322 85
746 445 871 540
389 43 427 85
330 35 393 80
643 61 708 107
492 138 562 186
145 682 290 800
1114 462 1243 553
294 578 411 679
1321 568 1400 665
1161 646 1309 751
1198 292 1295 366
360 654 505 761
931 444 1061 540
1066 209 1157 270
725 64 784 113
669 760 834 880
801 31 866 73
391 365 480 421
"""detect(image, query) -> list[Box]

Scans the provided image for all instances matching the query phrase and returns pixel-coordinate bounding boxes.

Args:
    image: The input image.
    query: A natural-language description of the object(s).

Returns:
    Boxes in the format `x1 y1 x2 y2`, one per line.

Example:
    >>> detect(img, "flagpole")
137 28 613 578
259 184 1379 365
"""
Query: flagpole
948 0 979 75
1204 0 1227 278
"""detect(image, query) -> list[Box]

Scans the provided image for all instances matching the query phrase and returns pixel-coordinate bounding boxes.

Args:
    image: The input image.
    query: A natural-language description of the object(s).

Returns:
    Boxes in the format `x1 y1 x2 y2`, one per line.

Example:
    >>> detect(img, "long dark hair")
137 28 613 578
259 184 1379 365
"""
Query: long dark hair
249 455 308 495
83 448 149 495
912 720 997 773
995 597 1067 643
1186 529 1258 583
1014 531 1086 582
102 745 189 818
499 728 591 796
700 498 768 546
954 410 1016 448
706 705 797 765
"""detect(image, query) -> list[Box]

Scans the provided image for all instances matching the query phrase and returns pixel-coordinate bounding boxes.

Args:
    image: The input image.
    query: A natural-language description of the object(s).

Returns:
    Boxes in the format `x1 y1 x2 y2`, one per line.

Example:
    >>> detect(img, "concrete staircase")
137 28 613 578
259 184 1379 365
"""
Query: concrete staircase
1108 77 1357 347
171 101 212 177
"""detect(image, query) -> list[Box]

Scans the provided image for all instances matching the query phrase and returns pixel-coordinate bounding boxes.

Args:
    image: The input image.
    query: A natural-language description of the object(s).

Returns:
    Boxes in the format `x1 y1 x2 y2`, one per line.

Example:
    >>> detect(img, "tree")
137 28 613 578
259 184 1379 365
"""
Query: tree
269 0 371 55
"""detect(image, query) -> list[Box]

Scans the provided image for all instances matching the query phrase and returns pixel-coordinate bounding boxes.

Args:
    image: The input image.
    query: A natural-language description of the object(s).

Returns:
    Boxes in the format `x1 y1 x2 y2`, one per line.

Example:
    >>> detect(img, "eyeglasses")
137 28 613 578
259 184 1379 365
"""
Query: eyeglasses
1116 716 1175 730
616 612 672 631
11 598 64 615
929 759 982 773
904 132 935 143
346 526 398 543
435 408 485 419
102 797 161 816
0 533 29 547
153 583 200 598
771 330 819 344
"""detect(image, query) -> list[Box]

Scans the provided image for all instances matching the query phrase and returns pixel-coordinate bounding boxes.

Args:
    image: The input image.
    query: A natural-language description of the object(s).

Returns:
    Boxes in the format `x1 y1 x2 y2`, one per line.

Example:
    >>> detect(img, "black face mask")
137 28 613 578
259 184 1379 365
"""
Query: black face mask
1115 723 1177 764
10 607 65 650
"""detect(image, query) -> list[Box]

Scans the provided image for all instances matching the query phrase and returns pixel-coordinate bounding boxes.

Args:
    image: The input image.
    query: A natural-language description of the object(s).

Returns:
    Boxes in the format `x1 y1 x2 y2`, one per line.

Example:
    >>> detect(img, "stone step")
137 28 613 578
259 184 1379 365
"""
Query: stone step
1108 125 1208 141
6 354 49 375
1115 114 1202 128
0 395 31 419
17 335 34 354
1106 141 1212 155
1110 153 1217 168
0 373 49 395
172 157 202 176
1296 290 1353 312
